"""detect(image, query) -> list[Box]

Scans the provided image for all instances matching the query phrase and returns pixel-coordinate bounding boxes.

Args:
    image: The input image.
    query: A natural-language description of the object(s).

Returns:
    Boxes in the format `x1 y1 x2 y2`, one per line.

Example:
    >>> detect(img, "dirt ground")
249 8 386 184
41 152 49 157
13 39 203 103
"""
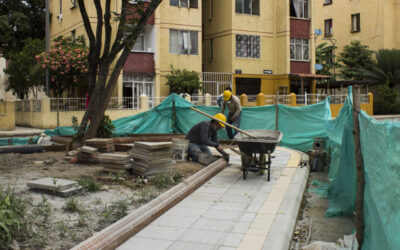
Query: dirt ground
0 151 202 250
290 171 355 250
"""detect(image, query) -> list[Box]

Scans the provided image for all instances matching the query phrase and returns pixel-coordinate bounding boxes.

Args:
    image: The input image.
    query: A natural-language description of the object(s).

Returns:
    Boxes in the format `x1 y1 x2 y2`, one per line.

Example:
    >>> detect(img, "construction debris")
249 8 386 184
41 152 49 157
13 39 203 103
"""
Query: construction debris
129 142 173 176
85 138 115 152
98 153 132 173
27 177 82 197
77 146 99 163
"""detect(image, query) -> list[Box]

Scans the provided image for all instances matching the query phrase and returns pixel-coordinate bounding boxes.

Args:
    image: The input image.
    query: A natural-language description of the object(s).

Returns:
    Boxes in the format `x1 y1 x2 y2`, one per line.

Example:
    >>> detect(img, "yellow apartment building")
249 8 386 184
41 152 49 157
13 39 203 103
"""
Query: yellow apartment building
314 0 400 64
49 0 202 104
202 0 321 97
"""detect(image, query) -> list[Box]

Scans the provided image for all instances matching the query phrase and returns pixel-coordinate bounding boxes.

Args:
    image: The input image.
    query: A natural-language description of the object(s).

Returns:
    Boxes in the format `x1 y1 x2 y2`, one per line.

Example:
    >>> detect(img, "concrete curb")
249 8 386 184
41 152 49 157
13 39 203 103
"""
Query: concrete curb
263 154 309 250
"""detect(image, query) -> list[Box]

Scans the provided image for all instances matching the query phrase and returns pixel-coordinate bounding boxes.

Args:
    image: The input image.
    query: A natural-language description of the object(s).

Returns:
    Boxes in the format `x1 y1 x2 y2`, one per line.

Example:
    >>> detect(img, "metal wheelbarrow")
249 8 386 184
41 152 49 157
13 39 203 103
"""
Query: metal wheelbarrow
232 130 283 181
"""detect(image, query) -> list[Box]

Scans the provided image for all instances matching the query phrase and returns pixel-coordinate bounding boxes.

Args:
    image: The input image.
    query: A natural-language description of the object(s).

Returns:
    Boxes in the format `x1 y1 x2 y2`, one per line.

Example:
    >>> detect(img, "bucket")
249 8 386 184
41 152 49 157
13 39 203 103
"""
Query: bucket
172 138 190 161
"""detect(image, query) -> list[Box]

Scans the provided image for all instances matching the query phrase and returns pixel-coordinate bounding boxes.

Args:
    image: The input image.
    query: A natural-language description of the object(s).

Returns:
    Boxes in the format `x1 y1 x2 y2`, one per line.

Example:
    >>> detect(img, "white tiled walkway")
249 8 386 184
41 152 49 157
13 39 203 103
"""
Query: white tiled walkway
118 147 307 250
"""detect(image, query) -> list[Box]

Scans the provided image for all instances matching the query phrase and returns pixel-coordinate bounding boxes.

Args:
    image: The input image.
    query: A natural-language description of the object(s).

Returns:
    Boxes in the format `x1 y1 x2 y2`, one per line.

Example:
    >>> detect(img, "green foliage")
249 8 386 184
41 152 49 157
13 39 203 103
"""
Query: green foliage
361 49 400 88
338 40 374 80
151 174 175 189
166 66 203 94
315 42 340 81
96 115 115 138
373 85 400 115
32 195 51 223
4 39 45 99
63 198 85 214
72 116 79 131
0 186 27 249
78 176 101 192
0 0 45 58
98 200 129 225
131 189 156 204
36 35 89 97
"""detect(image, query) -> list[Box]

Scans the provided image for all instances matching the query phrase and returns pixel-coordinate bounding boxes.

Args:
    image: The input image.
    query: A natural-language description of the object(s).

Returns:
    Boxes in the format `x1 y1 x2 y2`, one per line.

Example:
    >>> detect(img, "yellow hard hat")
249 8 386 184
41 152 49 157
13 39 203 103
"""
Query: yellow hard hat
213 113 226 128
223 90 232 101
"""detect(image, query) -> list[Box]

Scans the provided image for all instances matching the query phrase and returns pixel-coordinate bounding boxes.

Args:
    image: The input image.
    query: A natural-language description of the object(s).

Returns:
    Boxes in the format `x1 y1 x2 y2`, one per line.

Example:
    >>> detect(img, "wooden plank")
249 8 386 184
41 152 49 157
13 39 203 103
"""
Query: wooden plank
353 85 365 248
72 158 228 250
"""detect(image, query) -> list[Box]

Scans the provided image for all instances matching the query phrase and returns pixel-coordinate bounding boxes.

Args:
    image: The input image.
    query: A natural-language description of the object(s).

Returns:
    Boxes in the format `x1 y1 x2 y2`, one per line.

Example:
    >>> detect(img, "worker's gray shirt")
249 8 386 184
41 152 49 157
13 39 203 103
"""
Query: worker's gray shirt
221 95 242 120
185 121 219 148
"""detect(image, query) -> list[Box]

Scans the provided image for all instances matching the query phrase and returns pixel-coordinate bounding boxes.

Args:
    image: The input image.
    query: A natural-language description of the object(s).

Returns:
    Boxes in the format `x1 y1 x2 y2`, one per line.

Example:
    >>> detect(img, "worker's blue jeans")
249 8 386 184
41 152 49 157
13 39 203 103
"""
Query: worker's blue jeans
227 111 242 139
188 143 211 162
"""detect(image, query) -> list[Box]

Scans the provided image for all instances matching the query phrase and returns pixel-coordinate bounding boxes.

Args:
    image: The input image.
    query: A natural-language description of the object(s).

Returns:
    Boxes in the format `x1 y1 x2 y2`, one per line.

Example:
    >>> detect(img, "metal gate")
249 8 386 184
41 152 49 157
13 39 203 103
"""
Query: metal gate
201 72 233 95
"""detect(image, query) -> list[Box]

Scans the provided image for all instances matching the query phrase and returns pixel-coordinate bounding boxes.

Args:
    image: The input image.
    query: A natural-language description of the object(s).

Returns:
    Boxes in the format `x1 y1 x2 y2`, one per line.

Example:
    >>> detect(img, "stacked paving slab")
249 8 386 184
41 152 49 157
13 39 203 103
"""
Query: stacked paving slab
98 153 132 173
77 146 99 163
27 178 82 197
85 138 115 152
129 142 173 176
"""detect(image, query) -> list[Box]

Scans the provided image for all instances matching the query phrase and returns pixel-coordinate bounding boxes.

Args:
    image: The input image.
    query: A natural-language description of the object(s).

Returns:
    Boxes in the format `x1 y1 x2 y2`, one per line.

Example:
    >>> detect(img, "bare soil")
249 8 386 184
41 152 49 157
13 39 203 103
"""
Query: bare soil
290 171 355 249
0 151 202 250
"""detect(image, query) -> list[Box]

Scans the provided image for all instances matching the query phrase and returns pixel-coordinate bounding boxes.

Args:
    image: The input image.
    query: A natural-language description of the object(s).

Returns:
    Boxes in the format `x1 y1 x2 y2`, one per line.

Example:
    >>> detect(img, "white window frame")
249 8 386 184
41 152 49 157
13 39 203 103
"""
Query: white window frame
169 29 198 55
290 38 310 61
123 74 155 109
170 0 198 8
235 0 260 16
290 0 309 19
235 34 261 59
131 34 145 52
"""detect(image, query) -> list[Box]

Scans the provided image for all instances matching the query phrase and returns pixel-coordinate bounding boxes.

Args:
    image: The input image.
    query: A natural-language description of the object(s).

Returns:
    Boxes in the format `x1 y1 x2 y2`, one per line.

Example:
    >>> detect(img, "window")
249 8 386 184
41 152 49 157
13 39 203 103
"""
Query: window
351 14 360 32
132 34 145 52
58 0 63 22
169 29 198 55
326 49 334 65
324 19 333 36
71 0 77 8
235 0 260 15
170 0 198 8
123 74 154 109
290 38 309 61
236 34 260 58
210 0 214 18
324 0 332 5
290 0 309 18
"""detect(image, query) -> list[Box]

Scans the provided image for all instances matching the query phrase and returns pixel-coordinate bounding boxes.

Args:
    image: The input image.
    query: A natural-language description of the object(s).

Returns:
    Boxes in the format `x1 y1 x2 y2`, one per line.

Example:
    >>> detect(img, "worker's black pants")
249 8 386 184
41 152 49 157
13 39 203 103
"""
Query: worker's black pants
188 143 211 162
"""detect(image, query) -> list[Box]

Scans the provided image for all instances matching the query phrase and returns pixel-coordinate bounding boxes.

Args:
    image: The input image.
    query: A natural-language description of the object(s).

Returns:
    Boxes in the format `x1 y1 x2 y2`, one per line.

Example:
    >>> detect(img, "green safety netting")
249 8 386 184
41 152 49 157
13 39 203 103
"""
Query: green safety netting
359 111 400 250
0 137 39 146
40 93 331 152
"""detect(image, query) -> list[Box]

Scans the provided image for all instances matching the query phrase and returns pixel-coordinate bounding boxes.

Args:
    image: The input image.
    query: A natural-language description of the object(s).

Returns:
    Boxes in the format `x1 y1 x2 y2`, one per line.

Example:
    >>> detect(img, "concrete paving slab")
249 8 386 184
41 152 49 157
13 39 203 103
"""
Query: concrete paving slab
117 237 172 250
27 177 78 191
167 241 215 250
135 225 186 241
134 141 172 149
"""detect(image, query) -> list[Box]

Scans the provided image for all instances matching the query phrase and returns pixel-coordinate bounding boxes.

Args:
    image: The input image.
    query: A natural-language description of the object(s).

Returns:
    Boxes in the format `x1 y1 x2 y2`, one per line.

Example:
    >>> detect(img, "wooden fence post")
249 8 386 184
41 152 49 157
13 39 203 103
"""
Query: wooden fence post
353 85 365 248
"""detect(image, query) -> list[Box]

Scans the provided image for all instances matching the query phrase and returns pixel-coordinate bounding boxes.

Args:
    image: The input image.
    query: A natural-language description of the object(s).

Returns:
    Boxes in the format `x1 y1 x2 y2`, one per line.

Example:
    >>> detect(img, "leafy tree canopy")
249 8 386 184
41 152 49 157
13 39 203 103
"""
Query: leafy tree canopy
0 0 45 58
315 42 340 81
338 40 374 80
4 39 45 99
36 36 88 97
166 66 203 95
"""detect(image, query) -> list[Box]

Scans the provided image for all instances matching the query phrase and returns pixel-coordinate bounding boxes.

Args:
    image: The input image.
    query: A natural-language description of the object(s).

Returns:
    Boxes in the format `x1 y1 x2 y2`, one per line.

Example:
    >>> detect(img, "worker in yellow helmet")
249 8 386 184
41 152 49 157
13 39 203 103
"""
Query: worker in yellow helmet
185 113 228 165
221 90 242 139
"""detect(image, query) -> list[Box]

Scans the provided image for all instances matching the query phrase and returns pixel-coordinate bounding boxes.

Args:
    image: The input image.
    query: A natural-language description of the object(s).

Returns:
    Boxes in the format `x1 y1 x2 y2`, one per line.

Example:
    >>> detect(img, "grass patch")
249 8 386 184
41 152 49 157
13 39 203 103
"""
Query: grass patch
63 198 85 214
78 176 101 192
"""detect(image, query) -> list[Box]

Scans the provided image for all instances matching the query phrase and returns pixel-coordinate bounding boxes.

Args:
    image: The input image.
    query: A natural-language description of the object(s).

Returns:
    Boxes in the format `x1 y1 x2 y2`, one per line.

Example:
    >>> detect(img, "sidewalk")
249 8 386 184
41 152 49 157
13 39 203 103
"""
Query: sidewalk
117 146 308 250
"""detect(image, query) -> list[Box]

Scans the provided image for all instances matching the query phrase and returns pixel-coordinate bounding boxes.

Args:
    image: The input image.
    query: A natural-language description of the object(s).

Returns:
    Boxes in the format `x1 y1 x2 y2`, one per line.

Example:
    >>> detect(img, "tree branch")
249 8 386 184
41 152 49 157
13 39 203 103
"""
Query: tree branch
93 0 104 62
77 0 95 50
110 0 129 54
102 0 112 60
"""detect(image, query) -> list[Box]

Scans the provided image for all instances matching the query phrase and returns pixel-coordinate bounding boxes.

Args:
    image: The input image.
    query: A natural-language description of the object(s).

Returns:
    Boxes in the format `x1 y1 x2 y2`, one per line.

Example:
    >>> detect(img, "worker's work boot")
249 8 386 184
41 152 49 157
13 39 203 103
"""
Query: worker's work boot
198 153 219 166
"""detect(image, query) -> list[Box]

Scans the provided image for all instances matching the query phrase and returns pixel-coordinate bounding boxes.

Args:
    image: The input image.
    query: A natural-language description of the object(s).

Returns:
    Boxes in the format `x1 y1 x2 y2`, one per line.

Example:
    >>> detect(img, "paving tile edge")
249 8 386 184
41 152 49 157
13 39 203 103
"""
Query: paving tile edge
262 149 310 250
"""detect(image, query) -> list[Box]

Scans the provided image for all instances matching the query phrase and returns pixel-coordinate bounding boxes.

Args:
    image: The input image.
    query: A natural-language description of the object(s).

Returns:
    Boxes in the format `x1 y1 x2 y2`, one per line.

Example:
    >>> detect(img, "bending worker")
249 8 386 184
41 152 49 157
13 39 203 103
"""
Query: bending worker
185 113 227 164
221 90 242 139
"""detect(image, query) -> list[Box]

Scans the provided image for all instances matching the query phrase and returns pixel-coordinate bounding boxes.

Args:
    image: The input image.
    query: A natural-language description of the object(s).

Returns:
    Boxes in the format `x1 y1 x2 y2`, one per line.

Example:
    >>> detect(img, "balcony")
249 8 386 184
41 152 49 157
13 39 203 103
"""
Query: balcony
123 52 155 74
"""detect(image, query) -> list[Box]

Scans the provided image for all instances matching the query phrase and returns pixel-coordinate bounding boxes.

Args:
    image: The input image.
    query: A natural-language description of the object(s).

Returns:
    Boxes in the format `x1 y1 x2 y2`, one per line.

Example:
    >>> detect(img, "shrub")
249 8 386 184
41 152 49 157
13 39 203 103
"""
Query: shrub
96 115 115 138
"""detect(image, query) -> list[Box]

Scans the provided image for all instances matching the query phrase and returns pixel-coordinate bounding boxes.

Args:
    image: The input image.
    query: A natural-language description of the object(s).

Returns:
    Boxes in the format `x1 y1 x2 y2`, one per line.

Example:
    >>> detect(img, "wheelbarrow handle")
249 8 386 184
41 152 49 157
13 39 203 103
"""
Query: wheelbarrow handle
190 106 257 139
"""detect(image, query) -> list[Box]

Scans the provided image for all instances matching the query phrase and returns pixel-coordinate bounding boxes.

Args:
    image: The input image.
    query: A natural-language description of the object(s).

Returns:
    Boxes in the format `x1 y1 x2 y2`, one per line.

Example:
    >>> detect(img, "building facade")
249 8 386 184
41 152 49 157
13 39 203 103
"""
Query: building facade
314 0 400 63
202 0 317 97
49 0 202 103
49 0 319 100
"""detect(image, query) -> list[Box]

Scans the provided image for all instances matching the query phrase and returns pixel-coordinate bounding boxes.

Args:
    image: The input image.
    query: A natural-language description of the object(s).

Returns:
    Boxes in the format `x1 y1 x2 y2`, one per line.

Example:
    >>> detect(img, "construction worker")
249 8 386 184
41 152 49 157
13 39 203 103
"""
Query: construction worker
221 90 242 139
185 113 227 165
217 87 232 107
